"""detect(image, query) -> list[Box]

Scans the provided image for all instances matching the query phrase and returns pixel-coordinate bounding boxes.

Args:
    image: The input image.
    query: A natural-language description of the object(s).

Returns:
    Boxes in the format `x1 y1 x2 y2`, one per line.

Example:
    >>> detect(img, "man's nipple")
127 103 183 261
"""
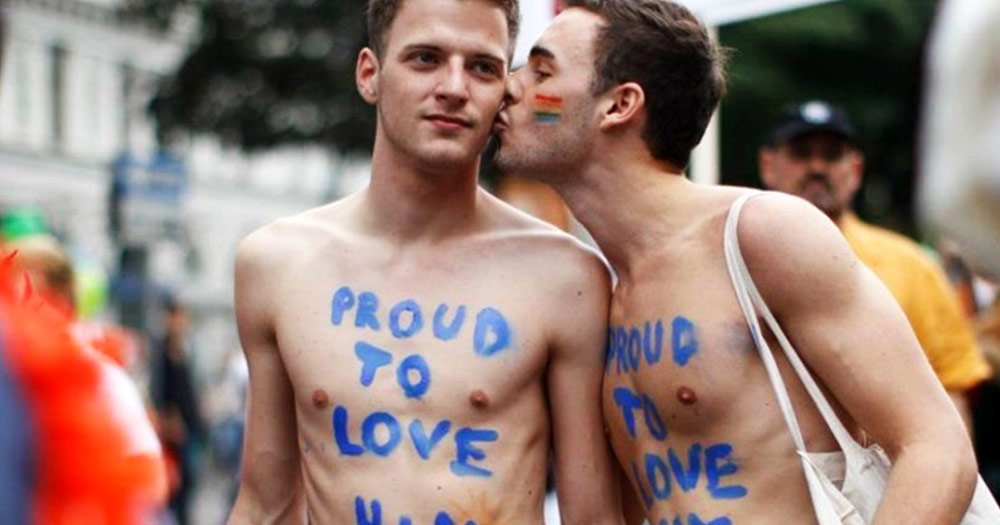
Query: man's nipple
677 386 698 405
469 389 490 409
312 389 330 409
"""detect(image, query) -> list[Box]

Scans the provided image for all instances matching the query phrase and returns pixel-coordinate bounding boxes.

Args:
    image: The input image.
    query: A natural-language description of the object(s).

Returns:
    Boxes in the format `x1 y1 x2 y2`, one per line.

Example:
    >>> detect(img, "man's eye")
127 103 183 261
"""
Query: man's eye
533 68 552 81
413 52 438 64
788 145 811 159
472 62 501 77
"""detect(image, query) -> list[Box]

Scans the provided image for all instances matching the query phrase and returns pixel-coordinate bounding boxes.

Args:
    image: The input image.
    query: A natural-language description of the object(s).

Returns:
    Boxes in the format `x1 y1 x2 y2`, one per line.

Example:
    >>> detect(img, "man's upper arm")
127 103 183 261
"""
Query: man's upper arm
545 247 622 524
228 231 305 524
737 195 965 456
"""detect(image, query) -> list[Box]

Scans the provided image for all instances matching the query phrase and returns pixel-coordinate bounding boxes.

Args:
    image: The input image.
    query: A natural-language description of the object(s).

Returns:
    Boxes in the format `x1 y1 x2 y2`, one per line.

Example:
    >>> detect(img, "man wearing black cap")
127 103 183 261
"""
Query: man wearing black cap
760 100 992 427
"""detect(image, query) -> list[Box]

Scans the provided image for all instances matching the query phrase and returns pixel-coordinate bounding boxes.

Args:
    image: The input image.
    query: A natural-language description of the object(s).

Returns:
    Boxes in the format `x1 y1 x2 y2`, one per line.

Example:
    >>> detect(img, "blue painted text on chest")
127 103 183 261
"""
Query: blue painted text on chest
331 286 512 357
606 316 699 375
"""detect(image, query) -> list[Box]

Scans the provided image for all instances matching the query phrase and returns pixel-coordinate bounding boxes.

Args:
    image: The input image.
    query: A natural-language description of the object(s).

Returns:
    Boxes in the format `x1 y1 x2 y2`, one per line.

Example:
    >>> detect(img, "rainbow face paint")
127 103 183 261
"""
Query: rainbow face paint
533 94 564 125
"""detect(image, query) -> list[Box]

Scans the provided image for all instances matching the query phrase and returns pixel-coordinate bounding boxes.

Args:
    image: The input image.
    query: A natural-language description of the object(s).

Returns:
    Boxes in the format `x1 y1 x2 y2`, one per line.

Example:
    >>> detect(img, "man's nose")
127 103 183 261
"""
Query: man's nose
435 59 470 103
504 69 523 104
806 153 832 172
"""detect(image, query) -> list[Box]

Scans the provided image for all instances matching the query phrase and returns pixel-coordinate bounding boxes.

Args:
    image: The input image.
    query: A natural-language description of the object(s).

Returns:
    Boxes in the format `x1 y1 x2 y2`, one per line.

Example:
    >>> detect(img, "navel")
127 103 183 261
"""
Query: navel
469 389 490 409
312 389 330 409
677 386 698 405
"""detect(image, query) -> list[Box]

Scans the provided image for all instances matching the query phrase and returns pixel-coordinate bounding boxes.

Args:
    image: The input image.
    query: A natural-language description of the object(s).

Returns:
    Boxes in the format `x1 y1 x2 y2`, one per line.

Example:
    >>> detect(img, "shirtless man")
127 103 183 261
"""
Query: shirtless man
494 1 976 523
226 0 623 523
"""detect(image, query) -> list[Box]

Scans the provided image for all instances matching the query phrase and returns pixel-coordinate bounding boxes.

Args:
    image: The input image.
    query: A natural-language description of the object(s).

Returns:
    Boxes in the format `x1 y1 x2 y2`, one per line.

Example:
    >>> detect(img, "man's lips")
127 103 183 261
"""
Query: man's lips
493 111 510 132
425 114 472 129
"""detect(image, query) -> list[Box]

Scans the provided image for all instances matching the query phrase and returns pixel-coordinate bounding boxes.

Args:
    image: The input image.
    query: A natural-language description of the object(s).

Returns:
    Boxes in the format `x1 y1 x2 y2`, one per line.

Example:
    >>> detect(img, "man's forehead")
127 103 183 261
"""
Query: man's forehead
534 8 602 64
384 0 509 58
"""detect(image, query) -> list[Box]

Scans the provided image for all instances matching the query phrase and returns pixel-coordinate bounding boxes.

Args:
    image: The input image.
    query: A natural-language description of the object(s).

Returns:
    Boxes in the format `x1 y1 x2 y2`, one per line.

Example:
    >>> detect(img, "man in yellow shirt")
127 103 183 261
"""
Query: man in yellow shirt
759 100 992 427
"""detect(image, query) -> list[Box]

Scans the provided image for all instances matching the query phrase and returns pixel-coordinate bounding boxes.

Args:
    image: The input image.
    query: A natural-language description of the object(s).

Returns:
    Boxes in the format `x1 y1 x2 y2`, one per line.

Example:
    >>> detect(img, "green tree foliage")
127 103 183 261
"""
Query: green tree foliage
719 0 939 232
124 0 374 153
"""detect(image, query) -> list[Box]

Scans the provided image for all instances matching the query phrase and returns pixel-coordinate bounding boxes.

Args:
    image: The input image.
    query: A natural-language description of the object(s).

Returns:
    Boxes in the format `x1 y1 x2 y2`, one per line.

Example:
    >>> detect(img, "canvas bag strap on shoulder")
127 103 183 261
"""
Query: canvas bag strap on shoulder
723 192 858 453
724 192 851 525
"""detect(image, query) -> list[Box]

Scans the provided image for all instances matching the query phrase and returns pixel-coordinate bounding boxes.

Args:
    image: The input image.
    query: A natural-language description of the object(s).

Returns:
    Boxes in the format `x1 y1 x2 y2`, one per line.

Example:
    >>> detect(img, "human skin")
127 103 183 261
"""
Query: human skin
759 132 978 430
495 7 977 525
225 0 624 523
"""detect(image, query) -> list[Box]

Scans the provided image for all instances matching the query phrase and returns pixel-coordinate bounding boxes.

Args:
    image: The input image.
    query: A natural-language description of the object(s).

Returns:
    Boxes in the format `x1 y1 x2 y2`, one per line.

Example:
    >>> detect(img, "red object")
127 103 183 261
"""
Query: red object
0 255 167 524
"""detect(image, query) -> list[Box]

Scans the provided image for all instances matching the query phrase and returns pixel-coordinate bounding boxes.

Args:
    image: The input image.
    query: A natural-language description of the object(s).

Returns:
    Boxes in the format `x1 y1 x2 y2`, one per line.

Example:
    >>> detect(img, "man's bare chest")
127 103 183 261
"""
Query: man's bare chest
272 266 552 469
603 277 776 523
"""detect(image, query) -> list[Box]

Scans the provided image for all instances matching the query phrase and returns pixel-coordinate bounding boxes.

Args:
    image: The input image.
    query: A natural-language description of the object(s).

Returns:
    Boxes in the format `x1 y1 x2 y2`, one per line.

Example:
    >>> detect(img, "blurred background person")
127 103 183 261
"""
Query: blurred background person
1 228 168 523
759 100 993 431
0 10 37 522
151 297 204 525
202 343 247 508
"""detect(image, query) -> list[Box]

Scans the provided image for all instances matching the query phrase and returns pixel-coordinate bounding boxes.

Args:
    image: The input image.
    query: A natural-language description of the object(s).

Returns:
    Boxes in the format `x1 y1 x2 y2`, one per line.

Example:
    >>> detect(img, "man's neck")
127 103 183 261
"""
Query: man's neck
362 135 483 243
552 154 698 279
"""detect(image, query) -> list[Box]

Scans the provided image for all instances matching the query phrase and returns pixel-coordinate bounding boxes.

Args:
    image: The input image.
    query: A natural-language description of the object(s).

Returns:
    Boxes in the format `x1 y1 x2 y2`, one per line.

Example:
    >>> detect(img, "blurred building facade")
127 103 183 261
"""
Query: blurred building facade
0 0 368 375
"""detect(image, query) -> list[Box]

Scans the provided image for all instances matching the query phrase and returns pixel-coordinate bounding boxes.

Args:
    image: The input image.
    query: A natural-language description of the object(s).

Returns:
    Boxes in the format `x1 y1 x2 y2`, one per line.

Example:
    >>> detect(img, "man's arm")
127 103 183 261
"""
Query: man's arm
227 231 305 525
739 194 977 525
546 247 624 525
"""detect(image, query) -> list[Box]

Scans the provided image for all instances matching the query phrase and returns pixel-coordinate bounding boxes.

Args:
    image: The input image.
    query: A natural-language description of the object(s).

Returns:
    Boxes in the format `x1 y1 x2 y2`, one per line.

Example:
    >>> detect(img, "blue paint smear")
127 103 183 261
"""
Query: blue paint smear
389 299 424 339
671 316 699 366
355 342 392 387
641 393 668 441
356 292 382 330
450 428 499 477
434 512 454 525
331 286 356 326
333 406 363 456
668 444 702 492
627 328 642 371
355 496 381 525
705 443 748 500
408 419 452 460
433 304 466 341
689 514 732 525
631 460 654 510
645 452 672 500
605 328 616 373
613 387 642 439
399 518 412 525
616 327 628 372
473 308 512 357
643 321 665 365
361 412 402 457
396 354 431 399
658 515 731 525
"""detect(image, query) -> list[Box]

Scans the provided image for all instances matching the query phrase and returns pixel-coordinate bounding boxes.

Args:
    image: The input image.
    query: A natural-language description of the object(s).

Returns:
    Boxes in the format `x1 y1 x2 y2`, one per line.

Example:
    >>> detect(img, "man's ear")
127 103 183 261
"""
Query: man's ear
759 147 776 189
846 149 865 195
356 47 380 104
598 82 644 131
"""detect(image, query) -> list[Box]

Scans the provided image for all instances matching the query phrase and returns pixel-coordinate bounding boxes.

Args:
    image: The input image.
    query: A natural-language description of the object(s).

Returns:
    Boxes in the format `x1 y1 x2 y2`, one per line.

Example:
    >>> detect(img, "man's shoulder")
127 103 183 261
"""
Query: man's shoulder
735 192 861 304
236 196 360 270
735 191 840 257
481 193 610 283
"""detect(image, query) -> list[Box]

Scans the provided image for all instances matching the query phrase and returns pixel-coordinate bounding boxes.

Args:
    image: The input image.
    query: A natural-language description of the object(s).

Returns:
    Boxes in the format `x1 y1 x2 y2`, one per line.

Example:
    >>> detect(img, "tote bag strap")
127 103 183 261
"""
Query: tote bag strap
723 192 858 453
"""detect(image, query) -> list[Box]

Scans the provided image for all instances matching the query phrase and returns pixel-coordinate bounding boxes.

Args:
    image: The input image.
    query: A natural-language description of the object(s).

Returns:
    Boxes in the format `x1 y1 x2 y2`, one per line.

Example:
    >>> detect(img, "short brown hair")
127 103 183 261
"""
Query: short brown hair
367 0 520 58
566 0 726 169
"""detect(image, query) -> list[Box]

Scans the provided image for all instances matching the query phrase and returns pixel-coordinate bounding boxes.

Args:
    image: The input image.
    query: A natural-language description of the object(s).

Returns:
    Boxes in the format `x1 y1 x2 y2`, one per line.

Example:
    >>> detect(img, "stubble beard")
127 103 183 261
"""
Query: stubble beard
798 174 846 220
494 116 590 182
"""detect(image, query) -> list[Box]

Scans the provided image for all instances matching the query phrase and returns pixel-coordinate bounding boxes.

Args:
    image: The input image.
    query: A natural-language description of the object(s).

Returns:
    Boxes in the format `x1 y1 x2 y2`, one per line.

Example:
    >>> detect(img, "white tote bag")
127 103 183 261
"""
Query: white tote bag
723 192 1000 525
